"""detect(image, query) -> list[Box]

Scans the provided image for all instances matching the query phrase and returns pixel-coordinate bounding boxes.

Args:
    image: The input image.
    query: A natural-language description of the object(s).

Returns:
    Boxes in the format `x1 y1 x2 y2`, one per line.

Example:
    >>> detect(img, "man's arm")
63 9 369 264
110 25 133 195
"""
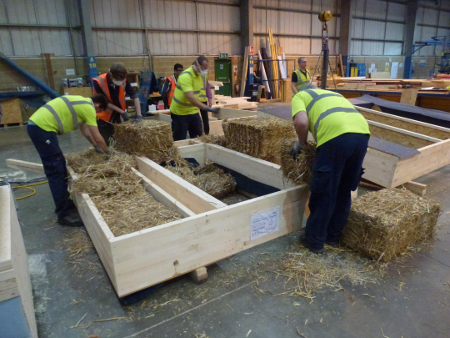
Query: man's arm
79 123 96 145
88 125 110 153
133 97 141 116
185 91 209 110
161 79 171 109
291 72 298 94
293 111 309 146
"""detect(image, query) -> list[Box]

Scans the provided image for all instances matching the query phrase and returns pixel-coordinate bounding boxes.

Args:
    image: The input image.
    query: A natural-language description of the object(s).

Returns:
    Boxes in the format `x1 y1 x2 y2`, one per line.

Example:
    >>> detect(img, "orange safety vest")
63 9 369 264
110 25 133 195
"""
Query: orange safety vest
167 75 176 107
92 73 126 122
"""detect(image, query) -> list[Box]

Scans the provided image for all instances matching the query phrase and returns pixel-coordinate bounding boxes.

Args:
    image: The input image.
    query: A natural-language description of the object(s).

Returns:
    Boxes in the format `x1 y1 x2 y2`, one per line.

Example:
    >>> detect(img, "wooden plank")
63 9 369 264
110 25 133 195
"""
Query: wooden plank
177 143 206 166
4 186 38 337
0 99 23 125
368 120 441 144
204 144 296 190
240 46 249 97
136 157 227 214
400 181 427 196
131 168 196 218
0 269 17 302
400 88 419 106
42 53 55 90
368 121 435 149
173 139 198 147
391 138 450 187
6 159 44 173
356 107 450 140
362 147 399 188
213 108 257 120
0 186 12 274
110 185 307 297
369 72 391 79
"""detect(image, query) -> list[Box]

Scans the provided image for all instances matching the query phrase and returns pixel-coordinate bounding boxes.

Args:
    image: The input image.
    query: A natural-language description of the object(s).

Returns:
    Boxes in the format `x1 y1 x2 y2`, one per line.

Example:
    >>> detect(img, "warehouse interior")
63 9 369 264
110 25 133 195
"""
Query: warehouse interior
1 0 450 337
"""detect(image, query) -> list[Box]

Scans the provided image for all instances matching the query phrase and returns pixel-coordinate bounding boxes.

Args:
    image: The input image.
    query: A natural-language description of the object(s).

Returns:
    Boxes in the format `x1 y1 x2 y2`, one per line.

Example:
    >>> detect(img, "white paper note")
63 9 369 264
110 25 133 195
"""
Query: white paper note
390 62 399 79
66 69 75 75
250 207 280 241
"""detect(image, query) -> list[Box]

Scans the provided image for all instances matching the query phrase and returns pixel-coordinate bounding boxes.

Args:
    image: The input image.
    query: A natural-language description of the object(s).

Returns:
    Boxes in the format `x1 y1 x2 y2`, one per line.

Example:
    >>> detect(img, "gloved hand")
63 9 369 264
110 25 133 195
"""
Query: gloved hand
291 141 303 159
94 145 105 154
121 112 129 122
108 149 117 155
132 115 143 123
206 107 219 113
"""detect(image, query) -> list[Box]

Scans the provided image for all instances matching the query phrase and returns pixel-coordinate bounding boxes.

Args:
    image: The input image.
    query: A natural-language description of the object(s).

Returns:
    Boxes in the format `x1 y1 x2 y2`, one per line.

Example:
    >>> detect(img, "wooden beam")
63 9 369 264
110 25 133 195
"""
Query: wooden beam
42 53 55 90
362 147 399 188
400 181 427 196
400 88 418 106
356 106 450 140
177 143 206 165
240 46 249 97
204 144 296 190
368 120 442 144
136 157 227 214
6 159 44 173
131 168 196 218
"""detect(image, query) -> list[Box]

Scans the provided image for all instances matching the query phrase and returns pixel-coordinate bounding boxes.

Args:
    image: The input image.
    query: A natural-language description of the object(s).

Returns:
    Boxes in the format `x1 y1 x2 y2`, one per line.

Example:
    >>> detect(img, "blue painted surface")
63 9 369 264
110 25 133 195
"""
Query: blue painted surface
0 296 32 338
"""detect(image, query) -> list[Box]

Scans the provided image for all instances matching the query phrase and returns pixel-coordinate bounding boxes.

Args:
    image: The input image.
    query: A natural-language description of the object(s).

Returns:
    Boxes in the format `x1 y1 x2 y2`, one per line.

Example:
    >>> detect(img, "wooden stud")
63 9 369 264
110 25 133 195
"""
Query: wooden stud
399 181 427 196
6 159 44 173
400 88 419 106
42 53 55 90
190 267 208 284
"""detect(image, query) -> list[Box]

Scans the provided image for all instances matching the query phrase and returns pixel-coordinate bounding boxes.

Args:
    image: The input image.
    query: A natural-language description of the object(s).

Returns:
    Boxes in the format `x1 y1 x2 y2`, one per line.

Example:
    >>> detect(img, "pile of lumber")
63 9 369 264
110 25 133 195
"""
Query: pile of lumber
333 76 450 93
213 95 257 109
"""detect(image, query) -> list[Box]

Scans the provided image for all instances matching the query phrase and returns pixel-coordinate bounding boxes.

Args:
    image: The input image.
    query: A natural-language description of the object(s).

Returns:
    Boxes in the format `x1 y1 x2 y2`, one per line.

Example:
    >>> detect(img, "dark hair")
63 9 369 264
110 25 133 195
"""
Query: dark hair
174 63 183 71
110 63 127 80
90 94 109 110
195 55 208 66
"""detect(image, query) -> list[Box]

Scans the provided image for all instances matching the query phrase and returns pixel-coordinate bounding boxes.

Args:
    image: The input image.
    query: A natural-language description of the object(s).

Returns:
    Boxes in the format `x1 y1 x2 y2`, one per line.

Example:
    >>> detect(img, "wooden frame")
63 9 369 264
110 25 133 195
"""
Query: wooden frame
0 186 38 338
69 144 308 297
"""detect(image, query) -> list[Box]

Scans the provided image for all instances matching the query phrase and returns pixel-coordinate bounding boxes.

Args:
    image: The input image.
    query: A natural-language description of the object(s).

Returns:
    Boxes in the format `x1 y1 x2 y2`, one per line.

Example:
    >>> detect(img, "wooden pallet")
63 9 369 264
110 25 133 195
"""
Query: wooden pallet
68 144 308 298
0 186 38 338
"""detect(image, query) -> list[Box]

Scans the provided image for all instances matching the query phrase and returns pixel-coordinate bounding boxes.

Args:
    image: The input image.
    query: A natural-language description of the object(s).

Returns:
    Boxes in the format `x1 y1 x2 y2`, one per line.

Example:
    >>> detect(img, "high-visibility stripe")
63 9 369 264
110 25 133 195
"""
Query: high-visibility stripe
313 107 360 140
60 96 79 131
43 104 65 135
305 92 342 115
173 97 194 107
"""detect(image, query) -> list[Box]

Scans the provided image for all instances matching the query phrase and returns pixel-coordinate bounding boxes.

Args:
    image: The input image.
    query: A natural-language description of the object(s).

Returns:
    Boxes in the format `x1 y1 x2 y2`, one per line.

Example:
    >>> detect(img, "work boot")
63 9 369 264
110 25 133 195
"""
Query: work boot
299 234 324 254
325 240 339 248
58 211 83 227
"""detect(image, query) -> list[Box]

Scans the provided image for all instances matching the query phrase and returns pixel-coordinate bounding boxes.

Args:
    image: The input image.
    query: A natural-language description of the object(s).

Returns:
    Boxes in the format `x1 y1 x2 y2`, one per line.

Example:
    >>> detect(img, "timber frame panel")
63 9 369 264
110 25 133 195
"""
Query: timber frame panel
69 144 308 297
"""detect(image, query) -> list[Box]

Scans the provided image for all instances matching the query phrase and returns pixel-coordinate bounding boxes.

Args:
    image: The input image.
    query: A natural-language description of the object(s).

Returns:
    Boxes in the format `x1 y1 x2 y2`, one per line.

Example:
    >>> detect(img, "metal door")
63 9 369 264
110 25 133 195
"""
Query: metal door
214 60 232 96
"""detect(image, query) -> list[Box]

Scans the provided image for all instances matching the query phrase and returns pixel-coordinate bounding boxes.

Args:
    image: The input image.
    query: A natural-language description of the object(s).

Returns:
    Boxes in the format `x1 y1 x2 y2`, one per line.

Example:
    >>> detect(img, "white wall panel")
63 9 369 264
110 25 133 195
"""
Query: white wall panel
91 0 142 28
279 11 311 35
421 26 438 42
384 42 402 56
385 23 404 41
362 41 383 55
0 29 14 55
364 0 387 20
198 33 240 55
93 31 144 55
423 9 439 25
350 40 362 55
354 0 365 17
351 18 364 39
277 0 311 11
387 3 406 22
439 11 450 27
312 0 338 14
199 3 240 31
363 21 385 40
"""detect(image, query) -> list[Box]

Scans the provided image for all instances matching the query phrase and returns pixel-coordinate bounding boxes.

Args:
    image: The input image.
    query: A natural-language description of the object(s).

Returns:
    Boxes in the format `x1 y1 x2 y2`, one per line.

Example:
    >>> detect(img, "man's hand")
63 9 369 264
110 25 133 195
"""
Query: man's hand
208 102 213 107
121 112 129 122
94 145 105 154
291 141 303 159
132 115 143 123
206 107 219 113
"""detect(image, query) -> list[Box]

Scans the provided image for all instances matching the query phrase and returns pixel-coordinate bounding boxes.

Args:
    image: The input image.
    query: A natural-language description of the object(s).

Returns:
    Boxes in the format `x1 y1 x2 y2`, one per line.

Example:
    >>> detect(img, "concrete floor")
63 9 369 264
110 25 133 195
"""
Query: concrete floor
1 124 450 338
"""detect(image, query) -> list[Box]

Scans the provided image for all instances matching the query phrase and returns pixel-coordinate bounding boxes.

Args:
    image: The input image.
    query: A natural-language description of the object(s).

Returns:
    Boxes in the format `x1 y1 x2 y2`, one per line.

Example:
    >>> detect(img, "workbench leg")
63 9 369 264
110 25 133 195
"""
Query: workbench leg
190 267 208 284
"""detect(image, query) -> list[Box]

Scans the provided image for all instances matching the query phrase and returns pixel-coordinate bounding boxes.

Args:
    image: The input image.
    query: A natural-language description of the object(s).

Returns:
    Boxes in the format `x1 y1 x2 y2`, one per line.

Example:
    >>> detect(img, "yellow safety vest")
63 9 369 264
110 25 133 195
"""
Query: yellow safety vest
170 66 203 115
199 75 208 103
292 89 370 147
293 69 311 96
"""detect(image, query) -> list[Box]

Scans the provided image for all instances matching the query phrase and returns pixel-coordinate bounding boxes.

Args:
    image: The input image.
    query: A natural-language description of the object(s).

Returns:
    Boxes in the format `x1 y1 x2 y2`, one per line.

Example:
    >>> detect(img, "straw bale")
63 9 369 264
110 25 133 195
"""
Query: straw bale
223 117 296 164
67 149 181 237
280 140 316 186
114 120 183 164
166 161 236 199
198 134 227 147
342 188 441 261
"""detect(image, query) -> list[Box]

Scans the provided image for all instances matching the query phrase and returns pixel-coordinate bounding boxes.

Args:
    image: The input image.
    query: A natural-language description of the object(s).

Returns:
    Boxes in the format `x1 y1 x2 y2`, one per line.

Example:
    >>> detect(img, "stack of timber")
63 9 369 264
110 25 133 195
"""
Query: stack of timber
68 142 307 297
0 98 23 127
213 95 257 109
0 186 38 338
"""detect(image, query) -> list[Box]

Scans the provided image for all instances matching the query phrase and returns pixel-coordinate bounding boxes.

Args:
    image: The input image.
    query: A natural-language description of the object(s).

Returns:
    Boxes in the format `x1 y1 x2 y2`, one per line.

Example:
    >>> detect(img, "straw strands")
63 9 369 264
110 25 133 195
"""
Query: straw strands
198 134 227 147
66 149 181 237
224 116 297 164
342 188 441 261
280 141 316 186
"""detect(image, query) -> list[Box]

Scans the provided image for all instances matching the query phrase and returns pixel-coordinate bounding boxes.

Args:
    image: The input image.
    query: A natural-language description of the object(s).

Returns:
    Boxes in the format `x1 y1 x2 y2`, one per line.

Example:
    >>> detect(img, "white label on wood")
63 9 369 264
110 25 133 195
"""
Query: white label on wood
250 207 280 241
66 69 75 75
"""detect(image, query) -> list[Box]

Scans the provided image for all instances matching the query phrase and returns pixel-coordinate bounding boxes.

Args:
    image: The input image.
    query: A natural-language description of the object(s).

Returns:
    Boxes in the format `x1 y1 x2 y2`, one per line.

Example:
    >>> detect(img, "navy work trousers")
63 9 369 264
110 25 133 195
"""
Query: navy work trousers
27 124 75 217
305 133 369 250
171 112 203 141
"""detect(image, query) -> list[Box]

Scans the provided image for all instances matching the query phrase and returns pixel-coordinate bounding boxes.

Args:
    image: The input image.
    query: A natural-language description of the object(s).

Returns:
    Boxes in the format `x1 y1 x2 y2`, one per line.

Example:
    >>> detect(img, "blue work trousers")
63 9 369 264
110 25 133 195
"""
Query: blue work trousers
27 124 75 217
305 133 369 250
171 112 203 141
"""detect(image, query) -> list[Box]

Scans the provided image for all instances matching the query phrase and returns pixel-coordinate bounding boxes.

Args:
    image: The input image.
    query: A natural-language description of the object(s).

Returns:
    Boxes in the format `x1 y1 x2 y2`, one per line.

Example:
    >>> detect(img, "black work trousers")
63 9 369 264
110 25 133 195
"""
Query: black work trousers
305 133 369 250
171 112 203 141
27 124 75 217
199 101 210 135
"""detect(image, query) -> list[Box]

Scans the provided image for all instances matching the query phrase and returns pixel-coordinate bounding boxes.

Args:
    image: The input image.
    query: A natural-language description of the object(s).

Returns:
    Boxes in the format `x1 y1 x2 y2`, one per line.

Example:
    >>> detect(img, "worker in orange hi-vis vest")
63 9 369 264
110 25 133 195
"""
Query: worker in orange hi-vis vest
161 63 184 109
92 63 142 144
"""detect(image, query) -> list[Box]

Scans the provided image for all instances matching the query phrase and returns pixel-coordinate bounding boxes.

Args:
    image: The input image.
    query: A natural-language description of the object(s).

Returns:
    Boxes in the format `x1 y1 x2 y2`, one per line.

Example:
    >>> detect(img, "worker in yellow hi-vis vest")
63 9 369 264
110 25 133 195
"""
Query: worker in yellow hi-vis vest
170 55 218 141
291 85 370 254
28 94 111 227
291 57 312 97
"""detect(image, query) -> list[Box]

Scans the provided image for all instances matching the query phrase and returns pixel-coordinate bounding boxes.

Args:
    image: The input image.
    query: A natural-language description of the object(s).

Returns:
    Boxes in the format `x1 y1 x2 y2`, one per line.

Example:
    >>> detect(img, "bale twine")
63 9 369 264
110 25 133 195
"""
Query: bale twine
342 188 441 261
223 117 297 164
